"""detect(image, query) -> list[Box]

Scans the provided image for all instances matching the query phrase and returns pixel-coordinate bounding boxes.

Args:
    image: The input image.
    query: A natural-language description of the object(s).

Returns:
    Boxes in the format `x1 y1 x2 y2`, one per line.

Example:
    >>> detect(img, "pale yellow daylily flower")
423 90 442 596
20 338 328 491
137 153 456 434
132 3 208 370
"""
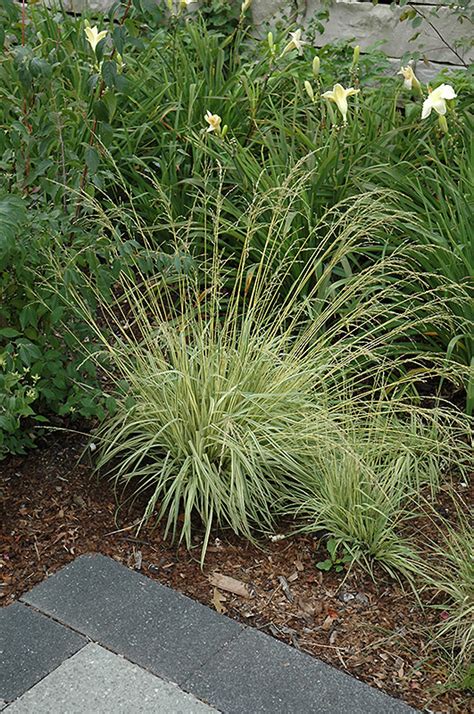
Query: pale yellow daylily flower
241 0 252 14
281 29 306 57
84 24 108 54
421 83 457 119
398 65 421 92
322 83 359 123
204 111 222 134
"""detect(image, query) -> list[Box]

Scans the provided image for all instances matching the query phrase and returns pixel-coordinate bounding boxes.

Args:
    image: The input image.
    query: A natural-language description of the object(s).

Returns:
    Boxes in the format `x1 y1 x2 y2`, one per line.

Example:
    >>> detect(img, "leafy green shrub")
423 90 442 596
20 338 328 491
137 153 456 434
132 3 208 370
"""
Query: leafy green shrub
1 0 472 470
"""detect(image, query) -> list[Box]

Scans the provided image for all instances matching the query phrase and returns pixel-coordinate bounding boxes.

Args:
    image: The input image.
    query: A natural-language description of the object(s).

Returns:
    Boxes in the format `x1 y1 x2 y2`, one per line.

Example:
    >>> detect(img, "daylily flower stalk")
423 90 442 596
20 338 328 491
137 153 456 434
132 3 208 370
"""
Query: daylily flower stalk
398 65 421 95
84 23 108 54
322 83 360 124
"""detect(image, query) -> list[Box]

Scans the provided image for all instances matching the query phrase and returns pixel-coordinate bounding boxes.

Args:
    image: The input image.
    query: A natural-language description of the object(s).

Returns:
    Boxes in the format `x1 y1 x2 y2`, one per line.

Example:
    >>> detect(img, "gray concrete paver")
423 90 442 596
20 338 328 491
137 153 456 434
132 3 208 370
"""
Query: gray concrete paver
11 554 419 713
5 643 218 713
21 553 243 684
0 602 86 702
183 626 417 714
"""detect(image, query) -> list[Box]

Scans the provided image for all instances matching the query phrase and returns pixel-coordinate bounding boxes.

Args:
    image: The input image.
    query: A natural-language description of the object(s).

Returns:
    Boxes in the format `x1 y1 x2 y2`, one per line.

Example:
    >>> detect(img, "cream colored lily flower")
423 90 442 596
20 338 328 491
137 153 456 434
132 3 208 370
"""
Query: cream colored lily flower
398 65 420 92
84 24 108 53
322 83 359 123
281 29 306 57
421 84 457 119
204 111 222 134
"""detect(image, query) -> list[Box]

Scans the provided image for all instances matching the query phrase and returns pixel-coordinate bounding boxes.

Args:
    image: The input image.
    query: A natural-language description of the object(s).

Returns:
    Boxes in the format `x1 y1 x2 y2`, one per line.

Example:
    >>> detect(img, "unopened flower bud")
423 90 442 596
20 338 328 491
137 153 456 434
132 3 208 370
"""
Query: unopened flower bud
304 80 314 102
352 44 360 67
312 56 320 77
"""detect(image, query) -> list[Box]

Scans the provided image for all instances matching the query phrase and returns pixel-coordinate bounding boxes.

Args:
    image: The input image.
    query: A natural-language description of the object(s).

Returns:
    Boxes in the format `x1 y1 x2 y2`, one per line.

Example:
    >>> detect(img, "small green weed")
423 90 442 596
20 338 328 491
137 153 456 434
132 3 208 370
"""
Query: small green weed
315 537 352 573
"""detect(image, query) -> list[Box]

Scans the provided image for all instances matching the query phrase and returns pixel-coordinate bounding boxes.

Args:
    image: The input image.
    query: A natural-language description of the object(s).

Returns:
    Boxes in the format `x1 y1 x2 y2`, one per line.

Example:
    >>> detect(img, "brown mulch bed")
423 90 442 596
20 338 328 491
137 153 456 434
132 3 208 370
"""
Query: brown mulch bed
1 429 471 713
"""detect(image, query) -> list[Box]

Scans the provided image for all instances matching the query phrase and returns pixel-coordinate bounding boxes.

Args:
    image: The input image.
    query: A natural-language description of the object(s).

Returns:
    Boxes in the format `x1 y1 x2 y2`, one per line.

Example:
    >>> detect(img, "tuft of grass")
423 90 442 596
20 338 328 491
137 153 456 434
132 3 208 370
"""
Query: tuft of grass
289 402 466 582
54 170 472 565
424 515 474 679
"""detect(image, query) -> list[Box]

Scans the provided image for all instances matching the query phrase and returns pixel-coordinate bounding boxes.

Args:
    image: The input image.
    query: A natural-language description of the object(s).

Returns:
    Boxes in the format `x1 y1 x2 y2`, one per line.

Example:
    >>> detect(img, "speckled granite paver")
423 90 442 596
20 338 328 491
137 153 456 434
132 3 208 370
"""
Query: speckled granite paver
5 643 217 713
0 553 419 712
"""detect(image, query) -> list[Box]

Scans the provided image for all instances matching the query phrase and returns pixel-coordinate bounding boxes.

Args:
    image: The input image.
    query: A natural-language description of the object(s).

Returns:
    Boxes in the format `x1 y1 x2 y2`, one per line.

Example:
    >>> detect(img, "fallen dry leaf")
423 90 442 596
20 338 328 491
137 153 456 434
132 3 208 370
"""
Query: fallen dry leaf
209 572 252 598
212 587 227 614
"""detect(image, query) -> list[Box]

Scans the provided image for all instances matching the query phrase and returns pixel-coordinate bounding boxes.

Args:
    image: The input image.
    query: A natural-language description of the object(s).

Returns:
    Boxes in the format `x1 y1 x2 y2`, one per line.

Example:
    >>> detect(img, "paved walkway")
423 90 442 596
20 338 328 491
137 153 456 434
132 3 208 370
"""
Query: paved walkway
1 554 416 713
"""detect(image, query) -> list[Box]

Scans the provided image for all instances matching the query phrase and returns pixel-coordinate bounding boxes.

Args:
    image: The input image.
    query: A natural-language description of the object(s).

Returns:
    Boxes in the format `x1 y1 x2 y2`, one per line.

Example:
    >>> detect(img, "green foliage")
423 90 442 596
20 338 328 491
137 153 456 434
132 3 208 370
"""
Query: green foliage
315 538 352 573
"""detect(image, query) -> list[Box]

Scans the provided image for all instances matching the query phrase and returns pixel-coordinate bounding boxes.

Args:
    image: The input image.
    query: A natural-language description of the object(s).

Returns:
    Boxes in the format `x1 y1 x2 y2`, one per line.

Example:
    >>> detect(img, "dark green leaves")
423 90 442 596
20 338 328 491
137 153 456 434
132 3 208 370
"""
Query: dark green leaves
0 195 27 250
85 146 100 174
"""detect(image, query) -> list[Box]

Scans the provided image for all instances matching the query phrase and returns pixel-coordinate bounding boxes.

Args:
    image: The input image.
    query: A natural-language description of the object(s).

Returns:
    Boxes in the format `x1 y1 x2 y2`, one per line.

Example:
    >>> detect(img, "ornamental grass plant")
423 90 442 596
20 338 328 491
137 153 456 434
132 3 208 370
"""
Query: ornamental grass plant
57 171 472 566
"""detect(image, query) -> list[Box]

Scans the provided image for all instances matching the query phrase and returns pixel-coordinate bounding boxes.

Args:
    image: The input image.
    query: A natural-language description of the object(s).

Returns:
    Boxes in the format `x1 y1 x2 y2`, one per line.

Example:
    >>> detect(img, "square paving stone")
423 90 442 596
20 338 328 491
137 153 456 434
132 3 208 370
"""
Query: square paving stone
21 553 244 684
6 643 218 713
183 627 417 714
0 602 86 702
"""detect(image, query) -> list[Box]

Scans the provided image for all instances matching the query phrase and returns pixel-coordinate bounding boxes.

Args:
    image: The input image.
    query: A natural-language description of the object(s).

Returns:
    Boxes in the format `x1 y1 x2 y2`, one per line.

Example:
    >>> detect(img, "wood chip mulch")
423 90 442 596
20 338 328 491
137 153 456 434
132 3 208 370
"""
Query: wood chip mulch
1 429 472 713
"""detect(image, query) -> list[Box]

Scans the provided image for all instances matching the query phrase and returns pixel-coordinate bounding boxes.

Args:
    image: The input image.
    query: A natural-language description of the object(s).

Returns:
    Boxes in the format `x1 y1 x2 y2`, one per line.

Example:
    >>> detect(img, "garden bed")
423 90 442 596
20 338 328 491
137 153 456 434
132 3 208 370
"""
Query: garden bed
1 428 471 713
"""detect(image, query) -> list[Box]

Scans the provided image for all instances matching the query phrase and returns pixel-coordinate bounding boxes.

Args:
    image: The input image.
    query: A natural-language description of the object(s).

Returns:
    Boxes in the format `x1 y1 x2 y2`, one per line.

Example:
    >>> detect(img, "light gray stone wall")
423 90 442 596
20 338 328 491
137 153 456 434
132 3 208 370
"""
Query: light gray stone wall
252 0 472 73
50 0 472 72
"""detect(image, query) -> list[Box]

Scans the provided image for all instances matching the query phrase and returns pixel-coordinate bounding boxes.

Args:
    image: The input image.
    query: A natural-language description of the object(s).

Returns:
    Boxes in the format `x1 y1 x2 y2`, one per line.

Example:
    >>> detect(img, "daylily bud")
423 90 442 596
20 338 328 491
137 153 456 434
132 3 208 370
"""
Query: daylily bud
312 56 320 77
352 45 360 67
221 124 229 139
241 0 252 14
438 115 448 133
267 32 274 50
304 80 314 102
